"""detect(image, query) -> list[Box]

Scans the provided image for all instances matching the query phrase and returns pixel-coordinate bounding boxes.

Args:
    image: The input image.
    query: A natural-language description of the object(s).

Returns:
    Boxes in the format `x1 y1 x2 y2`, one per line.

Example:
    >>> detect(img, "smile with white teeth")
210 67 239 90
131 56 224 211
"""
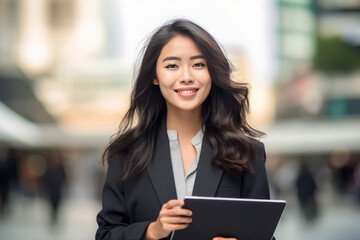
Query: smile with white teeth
175 89 198 93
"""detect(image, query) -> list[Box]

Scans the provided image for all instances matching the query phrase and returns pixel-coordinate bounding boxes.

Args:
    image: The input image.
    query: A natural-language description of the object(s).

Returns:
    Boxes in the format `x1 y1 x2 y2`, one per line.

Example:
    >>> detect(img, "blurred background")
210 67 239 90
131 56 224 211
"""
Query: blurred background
0 0 360 239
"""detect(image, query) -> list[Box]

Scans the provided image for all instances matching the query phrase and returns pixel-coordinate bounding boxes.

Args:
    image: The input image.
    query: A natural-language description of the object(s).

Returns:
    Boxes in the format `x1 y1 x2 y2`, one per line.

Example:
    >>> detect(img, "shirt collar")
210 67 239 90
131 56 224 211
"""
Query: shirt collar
167 128 204 146
191 127 204 146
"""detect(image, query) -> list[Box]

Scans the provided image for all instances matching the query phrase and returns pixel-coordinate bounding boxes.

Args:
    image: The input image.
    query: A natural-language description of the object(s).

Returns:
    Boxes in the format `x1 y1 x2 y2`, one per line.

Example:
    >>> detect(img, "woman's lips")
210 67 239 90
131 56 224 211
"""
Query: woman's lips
175 88 199 98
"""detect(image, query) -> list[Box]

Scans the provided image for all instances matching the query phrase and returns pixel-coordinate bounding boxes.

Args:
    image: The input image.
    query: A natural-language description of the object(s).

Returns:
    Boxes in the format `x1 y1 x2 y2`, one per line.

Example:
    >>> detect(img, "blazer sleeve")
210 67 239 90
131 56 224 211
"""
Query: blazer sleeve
240 142 271 199
95 156 152 240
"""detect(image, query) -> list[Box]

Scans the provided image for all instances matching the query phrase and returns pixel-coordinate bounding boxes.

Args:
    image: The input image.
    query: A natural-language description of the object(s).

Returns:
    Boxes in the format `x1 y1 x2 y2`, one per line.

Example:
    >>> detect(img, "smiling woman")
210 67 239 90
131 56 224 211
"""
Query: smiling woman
154 35 212 114
96 19 271 240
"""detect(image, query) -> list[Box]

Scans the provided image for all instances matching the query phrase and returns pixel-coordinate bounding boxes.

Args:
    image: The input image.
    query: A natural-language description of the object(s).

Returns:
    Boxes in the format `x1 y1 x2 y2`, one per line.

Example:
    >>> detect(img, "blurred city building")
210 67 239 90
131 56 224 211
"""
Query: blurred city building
271 0 360 152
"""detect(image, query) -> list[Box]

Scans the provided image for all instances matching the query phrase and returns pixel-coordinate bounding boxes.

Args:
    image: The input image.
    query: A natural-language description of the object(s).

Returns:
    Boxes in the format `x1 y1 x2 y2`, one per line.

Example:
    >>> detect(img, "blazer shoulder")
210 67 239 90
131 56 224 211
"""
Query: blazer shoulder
246 137 266 167
105 152 126 179
248 137 265 153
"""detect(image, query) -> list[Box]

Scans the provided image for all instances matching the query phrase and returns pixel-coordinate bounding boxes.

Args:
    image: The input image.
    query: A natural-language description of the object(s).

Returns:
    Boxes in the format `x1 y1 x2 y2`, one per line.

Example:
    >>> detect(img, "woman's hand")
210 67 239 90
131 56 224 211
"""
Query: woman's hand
145 199 192 240
213 238 237 240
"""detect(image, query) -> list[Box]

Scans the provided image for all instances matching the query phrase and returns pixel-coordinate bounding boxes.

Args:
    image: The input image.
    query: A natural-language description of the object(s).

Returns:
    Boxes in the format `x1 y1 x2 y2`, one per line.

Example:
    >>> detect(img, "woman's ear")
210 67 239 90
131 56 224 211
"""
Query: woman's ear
153 77 159 85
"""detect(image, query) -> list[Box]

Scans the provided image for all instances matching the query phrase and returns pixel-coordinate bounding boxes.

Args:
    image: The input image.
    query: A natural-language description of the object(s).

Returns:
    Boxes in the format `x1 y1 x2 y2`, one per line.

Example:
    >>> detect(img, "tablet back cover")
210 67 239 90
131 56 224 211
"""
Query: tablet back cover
172 197 286 240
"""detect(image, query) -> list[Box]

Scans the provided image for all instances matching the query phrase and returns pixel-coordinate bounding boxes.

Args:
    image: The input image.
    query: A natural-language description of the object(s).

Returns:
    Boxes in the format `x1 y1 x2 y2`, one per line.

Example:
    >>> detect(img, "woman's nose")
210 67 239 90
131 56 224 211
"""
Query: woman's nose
179 67 194 83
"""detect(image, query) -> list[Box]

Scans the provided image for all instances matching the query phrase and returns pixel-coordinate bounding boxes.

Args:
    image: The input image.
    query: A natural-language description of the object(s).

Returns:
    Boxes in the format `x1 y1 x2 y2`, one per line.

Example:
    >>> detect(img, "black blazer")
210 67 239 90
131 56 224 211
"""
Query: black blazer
96 121 271 240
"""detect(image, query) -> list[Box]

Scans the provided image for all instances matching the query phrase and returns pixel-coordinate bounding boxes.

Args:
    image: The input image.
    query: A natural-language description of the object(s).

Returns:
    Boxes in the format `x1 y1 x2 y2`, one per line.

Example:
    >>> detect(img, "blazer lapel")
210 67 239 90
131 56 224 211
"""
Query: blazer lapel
147 117 224 203
192 139 224 197
147 118 177 205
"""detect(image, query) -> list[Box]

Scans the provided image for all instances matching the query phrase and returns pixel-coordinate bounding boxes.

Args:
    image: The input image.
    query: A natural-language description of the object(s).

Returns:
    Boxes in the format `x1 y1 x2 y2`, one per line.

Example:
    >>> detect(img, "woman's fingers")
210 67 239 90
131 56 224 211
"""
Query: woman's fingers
159 222 189 232
160 207 192 217
145 199 192 240
163 199 184 209
147 199 193 239
159 215 192 224
160 200 192 222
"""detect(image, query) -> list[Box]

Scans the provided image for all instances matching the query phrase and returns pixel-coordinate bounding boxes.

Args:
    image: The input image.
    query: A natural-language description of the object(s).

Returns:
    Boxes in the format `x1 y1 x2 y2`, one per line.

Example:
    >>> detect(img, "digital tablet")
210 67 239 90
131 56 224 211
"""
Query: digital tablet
171 196 286 240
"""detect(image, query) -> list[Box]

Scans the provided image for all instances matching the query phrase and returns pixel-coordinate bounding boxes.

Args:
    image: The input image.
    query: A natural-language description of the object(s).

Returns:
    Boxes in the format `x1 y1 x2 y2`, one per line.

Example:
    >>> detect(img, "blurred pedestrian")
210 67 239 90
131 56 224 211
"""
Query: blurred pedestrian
0 146 12 216
296 161 318 221
42 150 67 225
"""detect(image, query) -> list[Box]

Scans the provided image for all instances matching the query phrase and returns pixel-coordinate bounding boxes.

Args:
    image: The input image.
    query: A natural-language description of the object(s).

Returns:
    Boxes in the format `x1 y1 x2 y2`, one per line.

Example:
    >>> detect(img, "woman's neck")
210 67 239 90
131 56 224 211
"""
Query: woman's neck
166 108 203 137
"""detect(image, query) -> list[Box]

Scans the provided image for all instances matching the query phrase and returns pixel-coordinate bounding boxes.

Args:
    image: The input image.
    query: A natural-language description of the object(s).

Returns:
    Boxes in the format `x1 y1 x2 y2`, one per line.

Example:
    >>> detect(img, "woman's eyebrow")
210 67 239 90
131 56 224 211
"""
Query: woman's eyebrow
162 55 205 62
162 56 181 62
190 55 205 60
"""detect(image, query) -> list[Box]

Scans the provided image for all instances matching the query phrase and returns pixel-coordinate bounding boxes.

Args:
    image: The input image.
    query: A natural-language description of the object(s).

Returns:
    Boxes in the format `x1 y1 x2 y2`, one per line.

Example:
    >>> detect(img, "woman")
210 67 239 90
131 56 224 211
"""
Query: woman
96 19 271 240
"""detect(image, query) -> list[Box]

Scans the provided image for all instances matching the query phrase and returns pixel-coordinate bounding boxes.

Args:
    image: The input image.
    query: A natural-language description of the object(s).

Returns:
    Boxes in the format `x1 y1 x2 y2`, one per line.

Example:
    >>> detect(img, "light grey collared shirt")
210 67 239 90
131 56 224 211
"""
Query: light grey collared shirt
167 128 204 200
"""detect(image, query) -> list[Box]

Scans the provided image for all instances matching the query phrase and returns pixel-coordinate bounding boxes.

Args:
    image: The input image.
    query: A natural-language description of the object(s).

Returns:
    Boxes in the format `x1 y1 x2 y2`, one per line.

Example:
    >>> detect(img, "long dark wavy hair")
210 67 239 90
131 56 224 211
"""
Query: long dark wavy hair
103 19 264 180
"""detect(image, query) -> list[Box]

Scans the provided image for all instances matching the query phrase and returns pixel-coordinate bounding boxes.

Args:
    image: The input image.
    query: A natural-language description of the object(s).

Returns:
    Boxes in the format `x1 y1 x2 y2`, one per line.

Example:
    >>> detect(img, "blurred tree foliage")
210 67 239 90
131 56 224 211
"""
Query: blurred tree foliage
314 35 360 73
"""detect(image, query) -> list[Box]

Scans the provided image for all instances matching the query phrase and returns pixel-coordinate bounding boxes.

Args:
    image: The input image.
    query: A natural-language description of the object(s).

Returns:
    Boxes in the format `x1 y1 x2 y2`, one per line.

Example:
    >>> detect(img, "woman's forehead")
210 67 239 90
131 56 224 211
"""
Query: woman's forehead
157 35 204 61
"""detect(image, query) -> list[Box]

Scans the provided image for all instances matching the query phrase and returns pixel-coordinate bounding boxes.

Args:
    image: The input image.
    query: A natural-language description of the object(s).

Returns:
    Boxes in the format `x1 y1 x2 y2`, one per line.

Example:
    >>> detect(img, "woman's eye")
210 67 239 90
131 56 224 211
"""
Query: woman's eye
193 63 205 68
165 64 178 69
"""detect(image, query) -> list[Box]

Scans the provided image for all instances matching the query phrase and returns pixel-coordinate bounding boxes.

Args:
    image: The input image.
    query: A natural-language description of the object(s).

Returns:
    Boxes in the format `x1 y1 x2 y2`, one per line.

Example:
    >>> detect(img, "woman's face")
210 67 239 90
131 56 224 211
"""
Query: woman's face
154 35 212 114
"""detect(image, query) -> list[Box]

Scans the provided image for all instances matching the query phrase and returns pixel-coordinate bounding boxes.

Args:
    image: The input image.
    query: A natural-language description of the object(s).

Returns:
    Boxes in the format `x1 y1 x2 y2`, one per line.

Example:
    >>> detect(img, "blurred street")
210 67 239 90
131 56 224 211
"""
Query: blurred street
0 195 100 240
0 185 359 240
275 188 360 240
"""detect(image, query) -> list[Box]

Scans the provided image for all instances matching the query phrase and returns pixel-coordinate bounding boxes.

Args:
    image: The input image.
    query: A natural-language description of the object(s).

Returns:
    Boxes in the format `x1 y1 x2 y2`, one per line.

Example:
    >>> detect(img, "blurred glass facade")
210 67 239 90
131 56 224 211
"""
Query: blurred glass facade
0 0 360 239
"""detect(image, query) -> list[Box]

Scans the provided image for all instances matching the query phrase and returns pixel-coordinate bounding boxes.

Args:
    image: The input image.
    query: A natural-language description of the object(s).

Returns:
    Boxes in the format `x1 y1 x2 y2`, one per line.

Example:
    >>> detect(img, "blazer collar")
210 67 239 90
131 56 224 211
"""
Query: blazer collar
147 116 223 205
147 117 177 205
